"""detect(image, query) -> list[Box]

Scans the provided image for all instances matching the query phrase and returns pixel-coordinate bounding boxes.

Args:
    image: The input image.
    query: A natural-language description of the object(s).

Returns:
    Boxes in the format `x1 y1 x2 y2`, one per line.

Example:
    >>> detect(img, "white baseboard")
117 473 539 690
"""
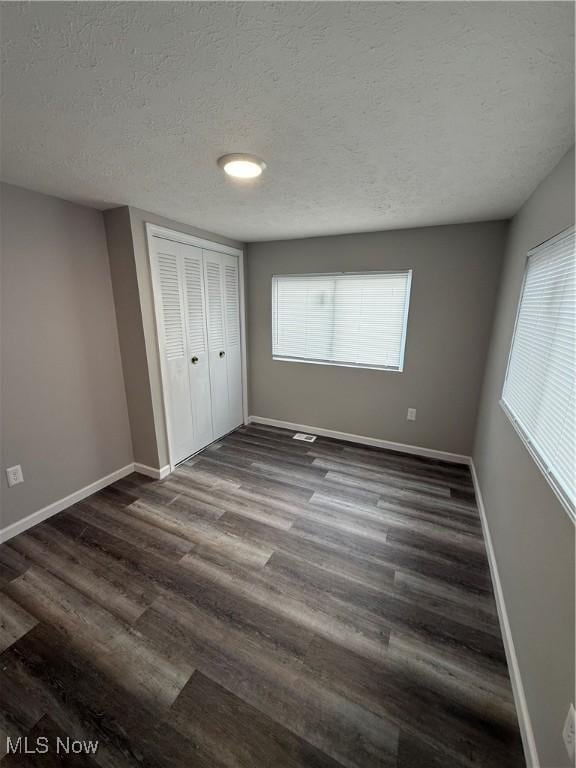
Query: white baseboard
0 460 174 544
0 464 134 545
133 463 171 480
469 459 539 768
248 415 470 465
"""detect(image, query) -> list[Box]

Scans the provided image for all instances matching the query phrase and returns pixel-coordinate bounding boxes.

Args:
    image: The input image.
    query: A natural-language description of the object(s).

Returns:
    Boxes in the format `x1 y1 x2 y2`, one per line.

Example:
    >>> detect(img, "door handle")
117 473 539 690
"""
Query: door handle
191 356 199 364
219 351 225 358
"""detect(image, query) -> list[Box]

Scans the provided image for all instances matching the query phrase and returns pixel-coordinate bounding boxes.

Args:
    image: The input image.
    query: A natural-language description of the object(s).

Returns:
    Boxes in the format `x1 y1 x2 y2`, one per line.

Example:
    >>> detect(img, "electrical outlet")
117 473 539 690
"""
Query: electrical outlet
563 703 575 761
6 465 23 487
407 408 417 422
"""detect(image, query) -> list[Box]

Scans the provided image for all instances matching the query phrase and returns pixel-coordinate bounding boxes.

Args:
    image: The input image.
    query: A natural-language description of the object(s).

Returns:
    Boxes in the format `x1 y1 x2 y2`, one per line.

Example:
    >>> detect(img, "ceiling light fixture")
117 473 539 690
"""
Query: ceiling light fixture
218 153 266 180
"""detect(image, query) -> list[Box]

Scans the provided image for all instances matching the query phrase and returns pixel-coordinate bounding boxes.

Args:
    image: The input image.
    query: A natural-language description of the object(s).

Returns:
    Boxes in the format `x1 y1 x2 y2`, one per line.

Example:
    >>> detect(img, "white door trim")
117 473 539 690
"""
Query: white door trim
146 223 247 471
146 223 243 258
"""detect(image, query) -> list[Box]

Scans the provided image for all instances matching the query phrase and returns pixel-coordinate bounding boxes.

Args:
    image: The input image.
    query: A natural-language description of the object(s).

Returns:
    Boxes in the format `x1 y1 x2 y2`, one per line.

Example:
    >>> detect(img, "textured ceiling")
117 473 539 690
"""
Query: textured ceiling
0 2 574 242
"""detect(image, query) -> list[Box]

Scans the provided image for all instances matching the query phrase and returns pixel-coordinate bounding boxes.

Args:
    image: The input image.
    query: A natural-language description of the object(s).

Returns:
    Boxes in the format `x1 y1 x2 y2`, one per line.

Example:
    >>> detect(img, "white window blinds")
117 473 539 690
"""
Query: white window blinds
501 226 575 517
272 271 412 371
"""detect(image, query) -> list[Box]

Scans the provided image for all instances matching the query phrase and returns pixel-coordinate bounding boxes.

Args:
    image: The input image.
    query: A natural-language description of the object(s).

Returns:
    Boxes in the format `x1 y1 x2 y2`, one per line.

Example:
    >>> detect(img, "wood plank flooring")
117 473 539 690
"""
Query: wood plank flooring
0 424 525 767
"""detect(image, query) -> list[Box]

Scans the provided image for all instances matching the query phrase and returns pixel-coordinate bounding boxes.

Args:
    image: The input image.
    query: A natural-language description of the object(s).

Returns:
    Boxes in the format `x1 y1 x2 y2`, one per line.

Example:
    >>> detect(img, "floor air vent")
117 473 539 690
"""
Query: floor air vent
293 433 317 442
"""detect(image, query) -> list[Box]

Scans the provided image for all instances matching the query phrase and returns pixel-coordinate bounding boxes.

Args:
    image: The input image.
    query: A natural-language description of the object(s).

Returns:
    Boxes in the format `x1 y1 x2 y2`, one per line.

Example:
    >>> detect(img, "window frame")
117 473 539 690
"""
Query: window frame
271 269 413 373
499 225 575 521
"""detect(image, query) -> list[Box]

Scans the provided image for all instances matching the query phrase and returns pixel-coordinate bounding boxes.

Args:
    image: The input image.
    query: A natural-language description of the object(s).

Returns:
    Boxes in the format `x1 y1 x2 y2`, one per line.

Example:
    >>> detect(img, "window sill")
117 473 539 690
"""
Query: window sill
272 356 403 373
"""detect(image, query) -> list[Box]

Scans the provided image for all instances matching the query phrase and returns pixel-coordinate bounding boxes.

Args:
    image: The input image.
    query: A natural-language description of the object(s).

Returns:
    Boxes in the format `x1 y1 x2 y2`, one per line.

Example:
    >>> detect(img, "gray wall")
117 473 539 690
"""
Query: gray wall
104 207 159 468
104 205 243 469
473 147 575 768
247 222 507 456
0 184 133 529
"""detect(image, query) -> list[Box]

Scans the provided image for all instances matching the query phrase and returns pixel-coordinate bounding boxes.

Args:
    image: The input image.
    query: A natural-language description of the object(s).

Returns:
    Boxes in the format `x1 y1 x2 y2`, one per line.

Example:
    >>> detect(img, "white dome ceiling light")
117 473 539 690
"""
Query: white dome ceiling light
218 153 266 180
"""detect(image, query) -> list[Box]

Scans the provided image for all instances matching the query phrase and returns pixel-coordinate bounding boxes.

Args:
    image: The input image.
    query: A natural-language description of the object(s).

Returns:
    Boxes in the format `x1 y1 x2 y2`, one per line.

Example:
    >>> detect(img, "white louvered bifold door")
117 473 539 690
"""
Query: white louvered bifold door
151 238 197 463
203 249 243 439
151 235 244 464
222 253 243 429
181 243 214 453
203 250 230 439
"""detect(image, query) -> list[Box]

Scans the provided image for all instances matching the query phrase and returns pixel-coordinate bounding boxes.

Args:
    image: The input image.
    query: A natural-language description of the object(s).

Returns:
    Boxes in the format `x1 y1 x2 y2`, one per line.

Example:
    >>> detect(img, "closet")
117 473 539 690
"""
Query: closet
149 232 244 465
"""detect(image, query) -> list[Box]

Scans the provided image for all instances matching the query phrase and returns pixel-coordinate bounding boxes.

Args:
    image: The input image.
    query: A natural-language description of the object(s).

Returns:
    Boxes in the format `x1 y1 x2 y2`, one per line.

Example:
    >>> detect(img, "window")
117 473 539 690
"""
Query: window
501 226 575 518
272 271 412 371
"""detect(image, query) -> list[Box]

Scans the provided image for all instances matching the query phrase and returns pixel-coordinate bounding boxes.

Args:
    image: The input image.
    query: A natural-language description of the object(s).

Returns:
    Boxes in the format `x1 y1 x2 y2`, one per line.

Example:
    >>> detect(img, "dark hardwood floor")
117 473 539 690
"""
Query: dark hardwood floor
0 424 525 767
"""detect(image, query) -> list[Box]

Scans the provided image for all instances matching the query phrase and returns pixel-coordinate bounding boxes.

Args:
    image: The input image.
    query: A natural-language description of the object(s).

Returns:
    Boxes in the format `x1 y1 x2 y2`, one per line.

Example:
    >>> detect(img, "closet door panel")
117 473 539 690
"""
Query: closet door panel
151 239 195 463
223 254 244 429
203 251 230 439
151 231 244 465
181 244 213 451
